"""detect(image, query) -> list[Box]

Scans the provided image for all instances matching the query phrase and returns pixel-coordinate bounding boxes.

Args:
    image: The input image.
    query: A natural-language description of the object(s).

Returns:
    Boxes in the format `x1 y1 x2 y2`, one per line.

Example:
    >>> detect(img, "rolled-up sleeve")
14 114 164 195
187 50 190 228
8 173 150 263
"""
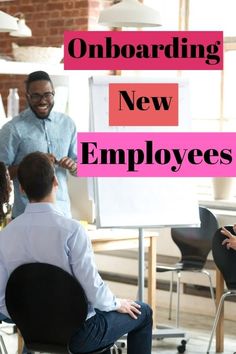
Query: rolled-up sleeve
68 122 77 162
0 123 20 166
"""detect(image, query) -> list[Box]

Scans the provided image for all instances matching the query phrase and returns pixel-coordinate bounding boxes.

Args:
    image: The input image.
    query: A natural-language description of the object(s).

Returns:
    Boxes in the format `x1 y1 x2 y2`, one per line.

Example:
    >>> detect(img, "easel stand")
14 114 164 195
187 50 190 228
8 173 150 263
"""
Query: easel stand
137 228 187 353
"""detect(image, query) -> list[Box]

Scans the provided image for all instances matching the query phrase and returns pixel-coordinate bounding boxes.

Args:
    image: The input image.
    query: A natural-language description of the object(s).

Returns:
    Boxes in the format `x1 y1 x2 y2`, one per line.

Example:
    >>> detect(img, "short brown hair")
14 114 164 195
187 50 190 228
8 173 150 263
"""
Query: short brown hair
18 152 55 201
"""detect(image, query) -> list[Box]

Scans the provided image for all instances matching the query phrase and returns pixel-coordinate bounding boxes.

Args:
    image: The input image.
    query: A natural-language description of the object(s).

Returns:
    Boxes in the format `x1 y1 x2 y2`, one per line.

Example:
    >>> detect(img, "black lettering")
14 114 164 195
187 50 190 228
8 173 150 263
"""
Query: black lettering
181 37 188 58
136 44 150 58
119 90 135 110
188 149 203 164
204 149 219 164
89 44 104 58
151 44 164 58
106 37 120 58
121 44 135 58
136 96 150 110
190 44 205 58
68 38 87 58
127 149 144 172
206 41 221 65
145 140 153 164
155 149 171 164
165 37 179 58
100 149 125 164
171 149 188 172
220 149 232 164
81 142 98 164
152 97 172 110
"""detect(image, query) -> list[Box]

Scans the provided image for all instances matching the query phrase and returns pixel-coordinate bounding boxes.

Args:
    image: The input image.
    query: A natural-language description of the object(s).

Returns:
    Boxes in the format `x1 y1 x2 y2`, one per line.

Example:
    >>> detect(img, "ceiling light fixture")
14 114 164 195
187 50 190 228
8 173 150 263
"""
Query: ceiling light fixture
98 0 162 28
10 13 32 37
0 10 18 32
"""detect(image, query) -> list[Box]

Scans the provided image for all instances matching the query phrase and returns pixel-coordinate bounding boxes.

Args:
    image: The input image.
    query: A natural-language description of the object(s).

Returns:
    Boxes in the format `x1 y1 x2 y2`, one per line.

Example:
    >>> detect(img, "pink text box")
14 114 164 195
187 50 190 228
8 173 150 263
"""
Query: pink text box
64 31 223 70
109 83 178 126
77 132 235 177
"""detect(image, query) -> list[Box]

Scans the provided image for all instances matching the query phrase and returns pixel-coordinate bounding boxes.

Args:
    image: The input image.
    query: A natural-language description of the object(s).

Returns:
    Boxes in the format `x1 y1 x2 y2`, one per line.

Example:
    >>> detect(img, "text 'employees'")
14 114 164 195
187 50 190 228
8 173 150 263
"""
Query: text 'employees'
79 140 232 173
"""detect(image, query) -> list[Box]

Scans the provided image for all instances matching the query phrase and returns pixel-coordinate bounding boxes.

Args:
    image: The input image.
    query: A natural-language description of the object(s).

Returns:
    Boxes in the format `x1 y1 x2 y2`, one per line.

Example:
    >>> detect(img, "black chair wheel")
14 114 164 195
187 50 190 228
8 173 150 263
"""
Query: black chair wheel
177 340 187 353
111 349 122 354
177 345 186 353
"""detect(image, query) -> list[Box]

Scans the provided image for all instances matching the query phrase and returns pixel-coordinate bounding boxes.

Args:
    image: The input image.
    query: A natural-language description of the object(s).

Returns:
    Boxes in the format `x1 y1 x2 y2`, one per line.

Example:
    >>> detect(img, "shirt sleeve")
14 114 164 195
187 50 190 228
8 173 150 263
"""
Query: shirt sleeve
0 252 10 317
67 120 77 162
68 223 120 312
0 122 20 166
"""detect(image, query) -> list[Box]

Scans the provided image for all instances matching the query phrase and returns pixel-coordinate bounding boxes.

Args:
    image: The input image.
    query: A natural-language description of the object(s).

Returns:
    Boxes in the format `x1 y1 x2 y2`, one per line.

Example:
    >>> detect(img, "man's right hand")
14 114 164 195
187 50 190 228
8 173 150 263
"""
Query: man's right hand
116 299 141 319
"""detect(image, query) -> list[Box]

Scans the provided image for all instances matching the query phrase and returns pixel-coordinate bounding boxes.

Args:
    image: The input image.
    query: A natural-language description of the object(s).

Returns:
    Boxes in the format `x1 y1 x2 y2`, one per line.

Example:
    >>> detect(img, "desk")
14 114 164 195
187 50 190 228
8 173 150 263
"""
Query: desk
88 229 158 322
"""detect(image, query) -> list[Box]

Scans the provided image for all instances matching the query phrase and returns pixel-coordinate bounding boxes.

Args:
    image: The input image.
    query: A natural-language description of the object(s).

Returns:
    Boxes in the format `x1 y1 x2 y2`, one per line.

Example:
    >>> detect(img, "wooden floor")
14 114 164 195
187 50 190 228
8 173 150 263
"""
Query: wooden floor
119 307 236 354
151 307 236 353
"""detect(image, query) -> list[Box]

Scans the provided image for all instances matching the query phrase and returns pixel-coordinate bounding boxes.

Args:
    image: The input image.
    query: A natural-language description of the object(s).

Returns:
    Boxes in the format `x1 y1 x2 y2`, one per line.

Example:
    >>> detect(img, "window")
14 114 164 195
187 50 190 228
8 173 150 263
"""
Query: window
120 0 236 200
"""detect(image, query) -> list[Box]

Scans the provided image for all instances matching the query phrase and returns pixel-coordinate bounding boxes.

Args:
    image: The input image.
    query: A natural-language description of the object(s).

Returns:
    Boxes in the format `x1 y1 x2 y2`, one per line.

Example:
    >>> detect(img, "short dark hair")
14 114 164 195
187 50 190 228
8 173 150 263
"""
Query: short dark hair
0 162 10 223
25 71 53 91
18 152 55 201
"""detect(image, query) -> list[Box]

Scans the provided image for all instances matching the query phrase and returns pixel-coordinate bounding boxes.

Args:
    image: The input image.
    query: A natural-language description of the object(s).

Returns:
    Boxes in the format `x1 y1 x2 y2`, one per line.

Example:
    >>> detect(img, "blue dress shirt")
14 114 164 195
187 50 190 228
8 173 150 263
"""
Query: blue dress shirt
0 203 119 319
0 108 77 218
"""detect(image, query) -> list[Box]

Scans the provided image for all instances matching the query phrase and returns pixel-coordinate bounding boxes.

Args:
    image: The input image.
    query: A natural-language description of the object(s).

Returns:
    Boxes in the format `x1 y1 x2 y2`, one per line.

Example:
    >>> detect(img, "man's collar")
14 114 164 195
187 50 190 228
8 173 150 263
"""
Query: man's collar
24 202 62 215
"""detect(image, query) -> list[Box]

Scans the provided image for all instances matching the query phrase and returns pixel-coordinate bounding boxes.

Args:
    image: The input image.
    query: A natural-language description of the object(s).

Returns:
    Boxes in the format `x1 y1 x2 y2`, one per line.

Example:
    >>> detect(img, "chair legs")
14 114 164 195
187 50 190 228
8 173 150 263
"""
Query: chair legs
168 269 216 328
167 270 182 327
201 269 216 310
0 335 7 354
168 272 174 320
17 330 24 354
176 272 181 328
206 291 236 353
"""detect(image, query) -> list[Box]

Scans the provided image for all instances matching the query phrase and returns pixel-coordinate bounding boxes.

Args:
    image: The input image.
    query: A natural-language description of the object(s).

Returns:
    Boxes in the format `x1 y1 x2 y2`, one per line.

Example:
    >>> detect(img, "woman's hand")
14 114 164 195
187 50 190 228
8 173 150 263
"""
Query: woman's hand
221 226 236 250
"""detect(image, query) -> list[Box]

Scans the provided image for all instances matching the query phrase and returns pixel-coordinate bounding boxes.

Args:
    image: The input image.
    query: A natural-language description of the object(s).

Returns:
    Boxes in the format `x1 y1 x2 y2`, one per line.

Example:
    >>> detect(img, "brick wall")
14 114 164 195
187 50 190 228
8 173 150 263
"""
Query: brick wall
0 0 102 114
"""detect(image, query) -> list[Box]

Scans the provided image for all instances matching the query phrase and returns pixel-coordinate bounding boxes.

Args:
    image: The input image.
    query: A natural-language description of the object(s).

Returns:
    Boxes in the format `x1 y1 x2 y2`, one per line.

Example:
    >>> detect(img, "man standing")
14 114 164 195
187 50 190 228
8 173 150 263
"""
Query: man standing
0 152 153 354
0 71 77 218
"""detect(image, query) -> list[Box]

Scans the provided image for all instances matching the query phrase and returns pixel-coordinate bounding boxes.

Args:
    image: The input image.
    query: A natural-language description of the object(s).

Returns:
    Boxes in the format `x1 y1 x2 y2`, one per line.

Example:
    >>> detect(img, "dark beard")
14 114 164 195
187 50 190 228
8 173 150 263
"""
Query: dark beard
29 103 54 120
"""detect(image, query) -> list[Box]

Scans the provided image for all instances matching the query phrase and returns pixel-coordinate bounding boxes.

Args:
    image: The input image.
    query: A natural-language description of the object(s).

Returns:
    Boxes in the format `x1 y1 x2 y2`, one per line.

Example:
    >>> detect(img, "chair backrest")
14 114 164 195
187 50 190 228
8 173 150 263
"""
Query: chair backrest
212 226 236 290
5 263 88 353
171 206 219 268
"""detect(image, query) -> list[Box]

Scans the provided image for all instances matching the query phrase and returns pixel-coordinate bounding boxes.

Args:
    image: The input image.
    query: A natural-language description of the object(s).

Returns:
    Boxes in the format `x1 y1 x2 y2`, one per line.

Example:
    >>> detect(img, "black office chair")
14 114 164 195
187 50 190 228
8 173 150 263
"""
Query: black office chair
5 263 117 354
207 226 236 353
156 206 218 328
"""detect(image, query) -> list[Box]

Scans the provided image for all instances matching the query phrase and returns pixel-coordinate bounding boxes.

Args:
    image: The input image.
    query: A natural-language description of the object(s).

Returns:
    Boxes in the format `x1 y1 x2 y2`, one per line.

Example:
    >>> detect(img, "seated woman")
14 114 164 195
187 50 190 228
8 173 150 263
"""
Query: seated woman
0 161 12 323
0 161 12 229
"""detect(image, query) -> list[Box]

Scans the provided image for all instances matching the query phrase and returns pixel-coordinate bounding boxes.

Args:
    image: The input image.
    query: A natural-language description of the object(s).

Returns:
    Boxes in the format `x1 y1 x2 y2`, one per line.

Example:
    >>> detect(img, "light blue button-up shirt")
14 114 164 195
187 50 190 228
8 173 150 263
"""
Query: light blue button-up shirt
0 108 77 218
0 203 119 319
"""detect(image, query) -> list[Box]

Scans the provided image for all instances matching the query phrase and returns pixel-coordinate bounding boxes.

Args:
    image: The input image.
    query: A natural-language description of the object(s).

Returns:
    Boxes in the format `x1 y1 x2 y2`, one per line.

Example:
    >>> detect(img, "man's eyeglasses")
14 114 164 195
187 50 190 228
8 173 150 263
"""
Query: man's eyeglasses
27 91 55 103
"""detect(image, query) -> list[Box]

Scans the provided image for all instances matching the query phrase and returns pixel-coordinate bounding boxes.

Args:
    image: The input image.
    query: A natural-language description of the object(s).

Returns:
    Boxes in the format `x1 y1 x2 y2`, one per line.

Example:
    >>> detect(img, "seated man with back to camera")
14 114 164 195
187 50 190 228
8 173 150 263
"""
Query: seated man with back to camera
0 152 153 354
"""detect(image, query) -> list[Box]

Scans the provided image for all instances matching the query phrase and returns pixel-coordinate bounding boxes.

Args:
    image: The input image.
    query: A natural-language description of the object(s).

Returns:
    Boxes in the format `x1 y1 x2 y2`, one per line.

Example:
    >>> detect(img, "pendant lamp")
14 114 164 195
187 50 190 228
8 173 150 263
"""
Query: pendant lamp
98 0 161 28
0 10 18 32
10 13 32 37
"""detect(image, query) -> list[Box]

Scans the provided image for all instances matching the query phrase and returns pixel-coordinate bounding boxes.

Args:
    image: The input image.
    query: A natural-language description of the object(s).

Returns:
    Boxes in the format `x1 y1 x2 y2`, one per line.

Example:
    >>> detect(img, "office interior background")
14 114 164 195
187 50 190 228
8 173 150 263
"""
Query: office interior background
0 0 236 327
